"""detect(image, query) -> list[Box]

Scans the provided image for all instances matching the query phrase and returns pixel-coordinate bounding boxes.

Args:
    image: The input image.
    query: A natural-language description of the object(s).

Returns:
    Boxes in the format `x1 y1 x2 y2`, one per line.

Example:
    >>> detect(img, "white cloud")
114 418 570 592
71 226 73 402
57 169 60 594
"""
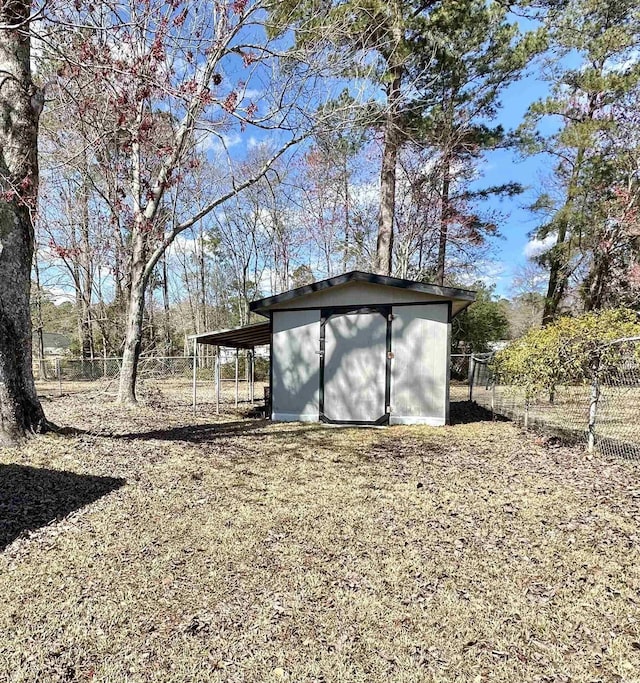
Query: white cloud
242 88 263 102
47 286 75 306
523 234 556 259
258 267 276 296
194 131 243 156
604 49 640 74
351 180 379 208
456 260 507 289
171 235 197 255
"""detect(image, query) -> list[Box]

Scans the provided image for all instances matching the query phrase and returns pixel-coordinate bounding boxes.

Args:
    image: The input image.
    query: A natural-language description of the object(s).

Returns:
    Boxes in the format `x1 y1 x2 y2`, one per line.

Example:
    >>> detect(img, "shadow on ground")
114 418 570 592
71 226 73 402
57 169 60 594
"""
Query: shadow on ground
449 400 510 425
102 401 507 444
114 420 305 443
0 464 125 550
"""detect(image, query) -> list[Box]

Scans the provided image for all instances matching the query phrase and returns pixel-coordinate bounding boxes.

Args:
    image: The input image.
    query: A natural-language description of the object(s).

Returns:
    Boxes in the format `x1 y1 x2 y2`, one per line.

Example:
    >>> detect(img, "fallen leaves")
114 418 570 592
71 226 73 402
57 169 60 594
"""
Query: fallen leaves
0 392 639 681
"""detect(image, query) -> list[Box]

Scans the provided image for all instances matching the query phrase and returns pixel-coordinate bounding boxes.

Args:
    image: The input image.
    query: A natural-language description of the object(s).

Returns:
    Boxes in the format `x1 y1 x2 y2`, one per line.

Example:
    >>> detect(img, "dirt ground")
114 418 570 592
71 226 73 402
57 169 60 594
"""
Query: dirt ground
1 390 640 682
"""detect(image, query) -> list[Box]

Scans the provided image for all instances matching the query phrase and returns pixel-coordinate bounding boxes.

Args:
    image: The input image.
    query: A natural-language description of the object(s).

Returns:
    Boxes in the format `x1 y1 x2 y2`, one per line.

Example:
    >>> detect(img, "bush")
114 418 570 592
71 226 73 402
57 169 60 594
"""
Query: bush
493 309 640 400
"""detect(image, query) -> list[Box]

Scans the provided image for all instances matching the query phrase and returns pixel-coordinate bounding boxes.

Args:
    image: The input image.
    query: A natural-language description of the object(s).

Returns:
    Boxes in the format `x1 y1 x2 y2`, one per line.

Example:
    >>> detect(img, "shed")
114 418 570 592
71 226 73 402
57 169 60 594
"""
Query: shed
33 332 71 356
250 271 475 426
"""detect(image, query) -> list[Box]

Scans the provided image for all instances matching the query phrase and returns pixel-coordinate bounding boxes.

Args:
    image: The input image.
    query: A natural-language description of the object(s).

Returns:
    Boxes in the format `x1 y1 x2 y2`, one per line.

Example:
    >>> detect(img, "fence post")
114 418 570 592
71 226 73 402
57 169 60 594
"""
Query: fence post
491 380 496 420
524 400 529 429
56 358 62 396
469 355 475 402
588 359 600 454
249 349 255 403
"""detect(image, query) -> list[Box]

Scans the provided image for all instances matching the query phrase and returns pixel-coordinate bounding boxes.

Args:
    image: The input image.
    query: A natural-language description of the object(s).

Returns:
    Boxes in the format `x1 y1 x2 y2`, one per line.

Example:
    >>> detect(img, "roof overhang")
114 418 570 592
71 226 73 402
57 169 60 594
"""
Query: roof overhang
189 321 270 349
250 270 476 317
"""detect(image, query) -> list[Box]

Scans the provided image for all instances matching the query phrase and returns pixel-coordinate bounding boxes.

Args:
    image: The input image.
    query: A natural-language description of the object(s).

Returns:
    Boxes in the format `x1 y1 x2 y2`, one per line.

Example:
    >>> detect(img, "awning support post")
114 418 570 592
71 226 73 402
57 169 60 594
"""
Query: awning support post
235 348 239 408
215 346 220 415
246 350 250 401
192 338 197 415
250 349 255 403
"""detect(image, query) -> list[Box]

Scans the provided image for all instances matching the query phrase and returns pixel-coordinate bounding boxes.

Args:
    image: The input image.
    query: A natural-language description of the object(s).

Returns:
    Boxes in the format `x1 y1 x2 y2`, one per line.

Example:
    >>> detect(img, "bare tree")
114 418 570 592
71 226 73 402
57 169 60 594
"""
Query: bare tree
35 0 341 404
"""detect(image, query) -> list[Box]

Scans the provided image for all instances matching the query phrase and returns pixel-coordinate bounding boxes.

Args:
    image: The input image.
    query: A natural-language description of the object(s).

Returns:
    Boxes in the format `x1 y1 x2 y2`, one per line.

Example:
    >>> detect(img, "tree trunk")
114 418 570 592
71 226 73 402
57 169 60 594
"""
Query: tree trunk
436 152 452 285
0 0 48 444
542 104 594 324
582 249 610 312
374 64 403 276
541 230 569 324
79 155 94 358
162 255 171 353
117 233 147 405
342 154 350 271
198 227 207 330
32 246 46 380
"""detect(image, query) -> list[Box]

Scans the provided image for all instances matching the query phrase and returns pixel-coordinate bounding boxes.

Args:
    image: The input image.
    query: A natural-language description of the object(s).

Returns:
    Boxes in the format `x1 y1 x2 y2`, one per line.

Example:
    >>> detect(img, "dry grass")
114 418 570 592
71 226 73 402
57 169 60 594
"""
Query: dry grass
1 391 640 682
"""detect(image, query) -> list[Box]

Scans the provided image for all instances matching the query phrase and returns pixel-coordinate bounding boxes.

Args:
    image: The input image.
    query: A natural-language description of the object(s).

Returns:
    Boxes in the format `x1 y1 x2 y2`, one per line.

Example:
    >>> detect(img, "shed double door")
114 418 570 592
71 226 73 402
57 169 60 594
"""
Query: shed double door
320 306 391 425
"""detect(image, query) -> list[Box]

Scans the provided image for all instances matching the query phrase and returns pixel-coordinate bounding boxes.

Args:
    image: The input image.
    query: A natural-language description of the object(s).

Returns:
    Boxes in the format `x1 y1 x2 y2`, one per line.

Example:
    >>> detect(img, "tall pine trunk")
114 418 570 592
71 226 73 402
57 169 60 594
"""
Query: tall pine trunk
436 152 452 285
582 250 609 312
436 88 457 287
374 63 402 276
542 179 579 324
0 0 48 444
542 91 596 324
541 148 584 324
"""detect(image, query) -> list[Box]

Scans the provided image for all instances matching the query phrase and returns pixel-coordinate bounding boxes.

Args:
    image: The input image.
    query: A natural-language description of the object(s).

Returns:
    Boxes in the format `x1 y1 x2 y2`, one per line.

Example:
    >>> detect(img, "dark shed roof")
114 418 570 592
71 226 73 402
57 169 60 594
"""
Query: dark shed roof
250 270 476 316
189 322 270 349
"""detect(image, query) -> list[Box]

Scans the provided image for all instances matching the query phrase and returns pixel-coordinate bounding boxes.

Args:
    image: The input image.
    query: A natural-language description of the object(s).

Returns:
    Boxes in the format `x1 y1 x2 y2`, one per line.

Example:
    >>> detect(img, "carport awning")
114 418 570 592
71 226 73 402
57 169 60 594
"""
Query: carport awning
189 322 270 349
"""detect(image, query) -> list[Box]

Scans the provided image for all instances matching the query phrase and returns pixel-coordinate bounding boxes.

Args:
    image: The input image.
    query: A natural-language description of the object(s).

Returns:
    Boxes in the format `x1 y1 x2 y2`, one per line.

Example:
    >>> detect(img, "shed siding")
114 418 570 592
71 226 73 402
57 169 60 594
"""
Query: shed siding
390 303 449 426
272 310 320 421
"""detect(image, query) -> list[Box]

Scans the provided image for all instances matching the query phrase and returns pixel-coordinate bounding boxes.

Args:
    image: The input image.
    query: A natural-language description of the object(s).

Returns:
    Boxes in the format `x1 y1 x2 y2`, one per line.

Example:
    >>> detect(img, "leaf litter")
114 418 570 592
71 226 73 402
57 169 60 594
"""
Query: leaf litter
0 392 639 681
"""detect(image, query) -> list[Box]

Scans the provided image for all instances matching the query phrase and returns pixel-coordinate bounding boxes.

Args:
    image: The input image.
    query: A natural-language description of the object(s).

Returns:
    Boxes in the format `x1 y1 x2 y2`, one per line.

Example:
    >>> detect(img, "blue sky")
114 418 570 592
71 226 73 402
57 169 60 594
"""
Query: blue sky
41 8 559 305
191 11 560 300
474 70 552 297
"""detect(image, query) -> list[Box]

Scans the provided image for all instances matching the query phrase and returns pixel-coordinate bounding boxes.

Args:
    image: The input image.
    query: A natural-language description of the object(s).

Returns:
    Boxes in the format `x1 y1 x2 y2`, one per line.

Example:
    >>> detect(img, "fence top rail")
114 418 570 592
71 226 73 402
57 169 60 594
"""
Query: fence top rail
601 335 640 347
471 352 494 362
49 353 266 362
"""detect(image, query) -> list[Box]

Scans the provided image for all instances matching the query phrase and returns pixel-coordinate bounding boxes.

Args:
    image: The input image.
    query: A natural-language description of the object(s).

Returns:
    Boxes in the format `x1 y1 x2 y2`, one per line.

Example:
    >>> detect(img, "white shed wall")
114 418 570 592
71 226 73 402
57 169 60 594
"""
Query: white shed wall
390 303 449 426
272 310 320 421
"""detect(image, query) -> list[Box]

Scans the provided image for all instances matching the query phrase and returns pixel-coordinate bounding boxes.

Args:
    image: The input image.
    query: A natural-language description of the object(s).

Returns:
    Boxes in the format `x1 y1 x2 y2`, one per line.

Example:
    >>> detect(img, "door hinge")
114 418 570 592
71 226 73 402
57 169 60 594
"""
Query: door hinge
386 405 392 413
387 351 394 359
388 313 395 321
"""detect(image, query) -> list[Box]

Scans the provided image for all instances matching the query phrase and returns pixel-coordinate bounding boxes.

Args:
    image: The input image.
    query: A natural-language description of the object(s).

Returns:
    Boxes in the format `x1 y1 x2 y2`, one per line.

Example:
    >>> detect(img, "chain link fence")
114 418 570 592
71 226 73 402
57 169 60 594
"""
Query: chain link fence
449 353 472 403
469 337 640 458
35 351 473 411
34 350 270 408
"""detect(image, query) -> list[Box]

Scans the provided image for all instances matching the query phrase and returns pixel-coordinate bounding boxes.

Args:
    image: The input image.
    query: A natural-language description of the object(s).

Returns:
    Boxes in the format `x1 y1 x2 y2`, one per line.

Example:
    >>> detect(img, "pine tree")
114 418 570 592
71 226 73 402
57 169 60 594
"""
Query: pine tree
518 0 640 322
271 0 534 278
412 0 537 284
269 0 442 275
